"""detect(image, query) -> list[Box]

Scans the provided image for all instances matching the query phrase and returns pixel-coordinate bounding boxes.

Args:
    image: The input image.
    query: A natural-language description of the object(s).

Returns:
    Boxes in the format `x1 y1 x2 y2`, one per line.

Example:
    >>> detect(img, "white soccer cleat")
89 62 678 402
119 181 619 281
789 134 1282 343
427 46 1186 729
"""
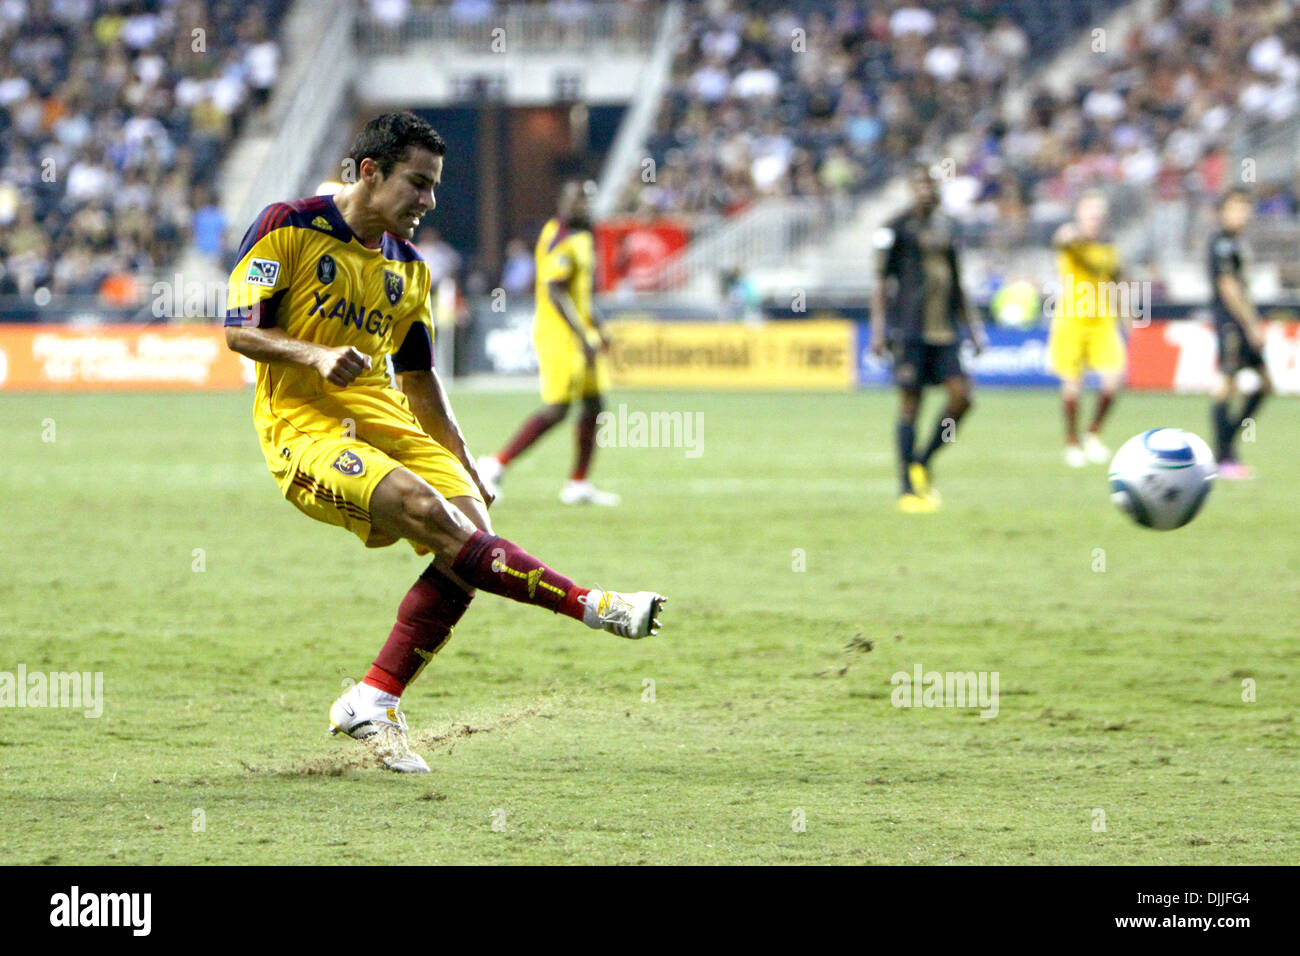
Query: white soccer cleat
1083 433 1110 464
476 454 504 501
560 479 621 506
587 589 665 639
329 684 430 773
1064 444 1088 468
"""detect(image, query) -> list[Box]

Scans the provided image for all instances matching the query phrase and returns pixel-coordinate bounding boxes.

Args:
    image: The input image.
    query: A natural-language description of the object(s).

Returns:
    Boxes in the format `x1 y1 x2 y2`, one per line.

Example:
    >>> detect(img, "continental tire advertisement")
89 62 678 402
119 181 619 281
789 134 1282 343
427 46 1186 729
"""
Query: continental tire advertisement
604 318 856 390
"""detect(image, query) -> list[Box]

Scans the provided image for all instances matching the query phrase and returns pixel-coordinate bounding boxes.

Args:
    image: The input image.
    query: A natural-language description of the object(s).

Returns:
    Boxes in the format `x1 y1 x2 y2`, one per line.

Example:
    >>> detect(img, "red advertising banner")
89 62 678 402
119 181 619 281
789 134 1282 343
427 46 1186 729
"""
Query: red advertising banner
594 220 689 293
1127 314 1300 394
0 325 251 391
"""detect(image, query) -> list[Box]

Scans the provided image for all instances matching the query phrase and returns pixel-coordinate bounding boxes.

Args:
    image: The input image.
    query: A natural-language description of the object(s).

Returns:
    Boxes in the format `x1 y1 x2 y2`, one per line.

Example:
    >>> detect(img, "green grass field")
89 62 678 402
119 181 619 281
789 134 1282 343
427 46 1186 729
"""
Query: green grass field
2 386 1297 864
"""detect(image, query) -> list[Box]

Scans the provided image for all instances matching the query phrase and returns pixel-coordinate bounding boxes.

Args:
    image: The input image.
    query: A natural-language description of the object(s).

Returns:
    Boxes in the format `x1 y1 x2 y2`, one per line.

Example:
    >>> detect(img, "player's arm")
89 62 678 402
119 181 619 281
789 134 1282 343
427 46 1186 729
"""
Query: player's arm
869 225 897 356
549 281 599 364
223 204 372 386
1052 222 1080 249
540 239 598 361
1216 273 1265 348
390 318 493 505
949 233 986 355
398 367 494 507
225 325 371 386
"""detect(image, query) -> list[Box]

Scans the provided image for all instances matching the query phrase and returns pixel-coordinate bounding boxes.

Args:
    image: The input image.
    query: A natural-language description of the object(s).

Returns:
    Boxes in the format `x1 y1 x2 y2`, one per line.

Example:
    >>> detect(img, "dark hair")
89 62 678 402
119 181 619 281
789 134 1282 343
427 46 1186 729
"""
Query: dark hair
349 112 446 177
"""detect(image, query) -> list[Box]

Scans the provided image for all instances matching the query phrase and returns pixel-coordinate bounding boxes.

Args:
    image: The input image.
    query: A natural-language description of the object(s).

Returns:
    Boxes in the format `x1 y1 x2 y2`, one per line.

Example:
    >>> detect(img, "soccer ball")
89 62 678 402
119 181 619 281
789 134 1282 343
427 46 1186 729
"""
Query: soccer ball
1108 428 1216 530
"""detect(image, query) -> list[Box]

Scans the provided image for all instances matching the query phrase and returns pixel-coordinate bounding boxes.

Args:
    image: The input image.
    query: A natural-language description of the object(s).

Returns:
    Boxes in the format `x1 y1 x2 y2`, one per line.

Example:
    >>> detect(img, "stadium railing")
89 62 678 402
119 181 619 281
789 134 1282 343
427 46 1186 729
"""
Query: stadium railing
358 2 660 54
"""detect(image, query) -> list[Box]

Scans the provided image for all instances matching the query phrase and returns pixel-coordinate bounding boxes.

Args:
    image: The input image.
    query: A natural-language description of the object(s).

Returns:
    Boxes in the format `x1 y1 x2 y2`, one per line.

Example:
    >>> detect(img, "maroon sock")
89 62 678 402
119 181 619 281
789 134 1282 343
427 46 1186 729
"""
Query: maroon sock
498 410 562 466
571 410 597 482
450 530 590 621
1088 391 1115 434
1063 396 1079 443
366 566 474 694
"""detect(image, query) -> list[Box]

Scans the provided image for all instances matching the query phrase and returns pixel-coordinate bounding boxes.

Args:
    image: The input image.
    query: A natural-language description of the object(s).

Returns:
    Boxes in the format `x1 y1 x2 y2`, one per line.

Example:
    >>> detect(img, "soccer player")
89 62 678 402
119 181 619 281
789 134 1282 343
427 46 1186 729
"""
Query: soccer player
475 180 620 506
871 163 986 513
1047 191 1126 467
224 113 664 772
1208 188 1271 480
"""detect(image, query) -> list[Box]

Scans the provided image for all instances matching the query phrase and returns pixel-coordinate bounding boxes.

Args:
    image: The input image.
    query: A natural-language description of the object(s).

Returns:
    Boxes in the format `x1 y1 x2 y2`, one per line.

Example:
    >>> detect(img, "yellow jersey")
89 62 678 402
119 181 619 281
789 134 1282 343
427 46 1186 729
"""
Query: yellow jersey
1056 239 1121 324
535 217 594 338
225 195 434 483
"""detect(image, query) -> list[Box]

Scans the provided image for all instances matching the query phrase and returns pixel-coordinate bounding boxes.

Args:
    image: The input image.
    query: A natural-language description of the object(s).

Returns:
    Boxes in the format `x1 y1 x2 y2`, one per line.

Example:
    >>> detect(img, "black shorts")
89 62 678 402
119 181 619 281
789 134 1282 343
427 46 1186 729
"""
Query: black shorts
891 340 965 389
1217 323 1265 375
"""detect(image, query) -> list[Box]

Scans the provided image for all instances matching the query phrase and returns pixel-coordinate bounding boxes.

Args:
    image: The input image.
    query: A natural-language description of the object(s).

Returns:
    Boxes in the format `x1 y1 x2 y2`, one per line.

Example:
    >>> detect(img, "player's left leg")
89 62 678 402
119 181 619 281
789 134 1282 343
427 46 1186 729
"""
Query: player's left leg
894 385 934 512
913 372 972 498
560 358 619 505
369 468 663 638
1221 359 1271 479
1081 324 1125 463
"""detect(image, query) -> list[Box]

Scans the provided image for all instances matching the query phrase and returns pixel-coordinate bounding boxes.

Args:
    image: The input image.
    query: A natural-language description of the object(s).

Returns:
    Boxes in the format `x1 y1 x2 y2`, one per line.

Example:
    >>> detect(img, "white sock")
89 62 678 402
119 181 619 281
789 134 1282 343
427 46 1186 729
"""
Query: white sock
582 590 605 628
357 680 399 709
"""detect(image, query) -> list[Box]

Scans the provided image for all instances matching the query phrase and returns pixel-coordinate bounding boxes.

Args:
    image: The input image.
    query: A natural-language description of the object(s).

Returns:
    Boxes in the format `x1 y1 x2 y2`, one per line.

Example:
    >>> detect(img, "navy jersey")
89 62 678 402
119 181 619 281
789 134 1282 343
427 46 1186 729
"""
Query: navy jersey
876 208 967 346
1208 229 1246 330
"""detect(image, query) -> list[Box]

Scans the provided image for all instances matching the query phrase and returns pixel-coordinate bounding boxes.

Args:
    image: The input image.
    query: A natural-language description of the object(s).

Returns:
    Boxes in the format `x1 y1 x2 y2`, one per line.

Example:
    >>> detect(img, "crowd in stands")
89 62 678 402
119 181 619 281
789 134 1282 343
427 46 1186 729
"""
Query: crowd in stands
616 0 1300 289
0 0 286 312
619 0 1055 222
939 0 1300 271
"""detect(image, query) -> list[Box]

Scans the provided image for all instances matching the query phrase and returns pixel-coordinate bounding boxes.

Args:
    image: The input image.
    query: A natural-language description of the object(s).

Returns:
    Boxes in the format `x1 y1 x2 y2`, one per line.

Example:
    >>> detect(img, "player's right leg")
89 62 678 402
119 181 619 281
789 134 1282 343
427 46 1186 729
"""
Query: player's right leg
368 467 664 638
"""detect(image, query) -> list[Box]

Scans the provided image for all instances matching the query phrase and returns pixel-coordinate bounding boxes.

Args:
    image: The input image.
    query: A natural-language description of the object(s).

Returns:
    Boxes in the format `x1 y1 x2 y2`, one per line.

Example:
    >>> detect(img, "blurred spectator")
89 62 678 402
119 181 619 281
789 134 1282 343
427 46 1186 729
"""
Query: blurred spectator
416 226 463 286
500 238 535 297
191 184 227 264
2 0 288 311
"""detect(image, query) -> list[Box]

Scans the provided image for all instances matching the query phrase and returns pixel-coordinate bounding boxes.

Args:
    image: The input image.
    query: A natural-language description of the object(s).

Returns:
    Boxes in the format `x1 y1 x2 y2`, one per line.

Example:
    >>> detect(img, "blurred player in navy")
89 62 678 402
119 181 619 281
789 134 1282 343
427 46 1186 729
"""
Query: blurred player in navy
1208 188 1271 480
871 164 987 512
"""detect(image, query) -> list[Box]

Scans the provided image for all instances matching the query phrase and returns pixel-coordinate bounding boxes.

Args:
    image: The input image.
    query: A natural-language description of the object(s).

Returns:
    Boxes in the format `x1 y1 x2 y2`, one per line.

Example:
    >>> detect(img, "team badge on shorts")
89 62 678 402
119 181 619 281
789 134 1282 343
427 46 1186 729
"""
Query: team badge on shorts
331 451 365 477
316 254 336 284
384 270 404 305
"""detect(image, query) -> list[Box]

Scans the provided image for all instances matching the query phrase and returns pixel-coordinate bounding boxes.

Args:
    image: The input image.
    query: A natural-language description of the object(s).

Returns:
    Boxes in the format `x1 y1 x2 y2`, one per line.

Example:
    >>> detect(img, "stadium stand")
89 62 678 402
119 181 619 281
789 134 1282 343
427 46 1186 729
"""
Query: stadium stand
0 0 289 318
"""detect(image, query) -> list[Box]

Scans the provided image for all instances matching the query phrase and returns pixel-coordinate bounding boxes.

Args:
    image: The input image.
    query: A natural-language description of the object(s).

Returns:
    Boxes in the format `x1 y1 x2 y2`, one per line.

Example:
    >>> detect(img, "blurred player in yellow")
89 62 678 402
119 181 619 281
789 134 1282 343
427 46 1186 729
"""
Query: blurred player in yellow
1048 191 1127 467
476 180 620 506
224 114 663 773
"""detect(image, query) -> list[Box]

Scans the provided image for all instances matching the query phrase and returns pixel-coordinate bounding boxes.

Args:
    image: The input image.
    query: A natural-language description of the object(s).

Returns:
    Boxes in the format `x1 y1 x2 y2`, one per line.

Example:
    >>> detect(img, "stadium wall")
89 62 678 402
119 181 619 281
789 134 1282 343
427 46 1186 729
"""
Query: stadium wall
2 311 1297 394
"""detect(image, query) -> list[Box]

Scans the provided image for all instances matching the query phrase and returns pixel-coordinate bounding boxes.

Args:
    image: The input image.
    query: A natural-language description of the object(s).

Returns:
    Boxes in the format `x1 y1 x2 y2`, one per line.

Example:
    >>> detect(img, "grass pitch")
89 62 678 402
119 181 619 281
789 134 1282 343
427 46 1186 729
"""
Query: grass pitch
2 386 1297 864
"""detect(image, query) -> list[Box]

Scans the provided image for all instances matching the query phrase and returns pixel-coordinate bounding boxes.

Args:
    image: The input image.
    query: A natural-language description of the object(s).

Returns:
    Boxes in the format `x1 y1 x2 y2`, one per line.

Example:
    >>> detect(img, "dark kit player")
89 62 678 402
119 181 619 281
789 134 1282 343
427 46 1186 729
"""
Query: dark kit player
1208 188 1271 480
871 164 987 512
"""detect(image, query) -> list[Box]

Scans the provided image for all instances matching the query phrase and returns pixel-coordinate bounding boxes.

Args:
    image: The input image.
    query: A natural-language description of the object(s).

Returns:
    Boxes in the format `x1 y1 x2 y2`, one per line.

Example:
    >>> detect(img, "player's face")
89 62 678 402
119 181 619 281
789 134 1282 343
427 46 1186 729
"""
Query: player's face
910 170 936 209
372 148 441 239
559 182 593 230
1076 196 1107 237
1222 196 1251 233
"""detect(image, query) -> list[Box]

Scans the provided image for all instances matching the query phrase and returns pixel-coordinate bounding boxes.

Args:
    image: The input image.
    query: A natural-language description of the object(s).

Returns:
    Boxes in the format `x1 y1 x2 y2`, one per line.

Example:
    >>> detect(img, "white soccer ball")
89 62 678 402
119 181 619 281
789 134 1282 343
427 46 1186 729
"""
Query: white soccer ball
1108 428 1217 530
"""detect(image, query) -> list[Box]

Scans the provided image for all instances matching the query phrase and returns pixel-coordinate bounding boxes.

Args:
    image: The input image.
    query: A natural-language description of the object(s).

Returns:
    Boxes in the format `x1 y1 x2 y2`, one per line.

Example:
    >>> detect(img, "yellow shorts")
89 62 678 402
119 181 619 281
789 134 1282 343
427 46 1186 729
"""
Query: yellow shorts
1047 318 1125 380
535 326 609 405
267 417 481 552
